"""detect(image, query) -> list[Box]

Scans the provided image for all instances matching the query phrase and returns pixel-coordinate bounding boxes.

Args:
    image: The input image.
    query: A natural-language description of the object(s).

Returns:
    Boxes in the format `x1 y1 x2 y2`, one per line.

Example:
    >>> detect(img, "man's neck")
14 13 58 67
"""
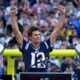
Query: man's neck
31 42 40 49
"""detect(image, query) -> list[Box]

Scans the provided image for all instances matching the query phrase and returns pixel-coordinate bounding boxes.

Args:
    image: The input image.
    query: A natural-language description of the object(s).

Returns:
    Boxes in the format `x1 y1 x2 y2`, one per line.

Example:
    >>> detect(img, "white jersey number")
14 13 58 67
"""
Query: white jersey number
31 52 46 68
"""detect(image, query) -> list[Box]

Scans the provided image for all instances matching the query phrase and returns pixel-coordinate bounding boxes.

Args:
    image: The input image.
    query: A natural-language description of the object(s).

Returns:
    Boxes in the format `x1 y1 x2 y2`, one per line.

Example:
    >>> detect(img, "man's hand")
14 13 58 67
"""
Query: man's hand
59 6 66 16
10 6 16 17
59 6 67 23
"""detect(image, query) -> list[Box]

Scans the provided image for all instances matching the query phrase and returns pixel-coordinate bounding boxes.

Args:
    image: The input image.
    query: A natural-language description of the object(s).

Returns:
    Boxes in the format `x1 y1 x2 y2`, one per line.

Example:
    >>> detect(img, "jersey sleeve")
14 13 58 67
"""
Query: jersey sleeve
18 39 28 51
44 38 53 52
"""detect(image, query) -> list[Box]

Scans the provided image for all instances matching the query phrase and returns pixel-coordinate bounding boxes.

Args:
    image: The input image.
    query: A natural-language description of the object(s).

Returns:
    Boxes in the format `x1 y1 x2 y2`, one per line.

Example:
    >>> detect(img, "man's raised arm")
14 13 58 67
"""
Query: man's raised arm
50 6 67 44
10 6 23 45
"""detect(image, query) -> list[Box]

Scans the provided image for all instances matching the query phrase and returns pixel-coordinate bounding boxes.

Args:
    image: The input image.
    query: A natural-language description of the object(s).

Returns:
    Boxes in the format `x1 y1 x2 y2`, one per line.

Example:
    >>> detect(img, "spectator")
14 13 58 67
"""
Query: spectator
0 56 5 76
61 57 76 72
75 62 80 80
16 60 25 73
49 57 61 72
18 9 29 26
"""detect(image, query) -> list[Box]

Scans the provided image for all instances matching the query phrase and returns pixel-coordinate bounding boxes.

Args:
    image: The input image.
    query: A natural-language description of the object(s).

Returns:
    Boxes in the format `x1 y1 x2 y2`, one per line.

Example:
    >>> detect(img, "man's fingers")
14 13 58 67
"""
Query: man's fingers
59 6 66 14
10 6 16 17
10 6 16 14
10 6 16 11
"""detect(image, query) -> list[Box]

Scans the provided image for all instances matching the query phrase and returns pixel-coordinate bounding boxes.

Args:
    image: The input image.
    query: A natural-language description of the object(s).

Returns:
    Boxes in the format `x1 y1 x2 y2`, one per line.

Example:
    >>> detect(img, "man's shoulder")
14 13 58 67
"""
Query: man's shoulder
22 39 30 49
41 38 51 48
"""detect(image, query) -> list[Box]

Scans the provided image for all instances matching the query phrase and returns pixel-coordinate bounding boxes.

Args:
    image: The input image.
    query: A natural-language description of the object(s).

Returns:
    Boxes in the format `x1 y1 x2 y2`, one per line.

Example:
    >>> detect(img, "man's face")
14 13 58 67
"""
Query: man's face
30 31 41 44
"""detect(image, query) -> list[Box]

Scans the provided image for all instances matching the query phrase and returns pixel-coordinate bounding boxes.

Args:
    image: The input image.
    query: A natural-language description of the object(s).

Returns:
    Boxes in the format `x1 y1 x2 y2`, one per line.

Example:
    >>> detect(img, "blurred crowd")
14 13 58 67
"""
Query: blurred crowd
0 0 80 80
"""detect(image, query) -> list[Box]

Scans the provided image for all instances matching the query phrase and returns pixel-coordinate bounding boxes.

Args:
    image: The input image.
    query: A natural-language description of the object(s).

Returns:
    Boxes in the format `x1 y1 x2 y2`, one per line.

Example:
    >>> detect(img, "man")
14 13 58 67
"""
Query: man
10 6 66 72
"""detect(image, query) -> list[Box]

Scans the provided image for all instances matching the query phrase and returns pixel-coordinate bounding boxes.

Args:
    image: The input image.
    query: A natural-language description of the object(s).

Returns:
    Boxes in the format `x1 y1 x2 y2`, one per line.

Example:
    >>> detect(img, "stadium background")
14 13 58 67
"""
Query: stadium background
0 0 80 80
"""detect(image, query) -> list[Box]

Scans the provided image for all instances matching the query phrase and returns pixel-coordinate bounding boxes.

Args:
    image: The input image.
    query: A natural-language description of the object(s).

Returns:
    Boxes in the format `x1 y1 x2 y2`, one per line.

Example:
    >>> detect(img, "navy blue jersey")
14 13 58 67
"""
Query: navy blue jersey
19 38 52 72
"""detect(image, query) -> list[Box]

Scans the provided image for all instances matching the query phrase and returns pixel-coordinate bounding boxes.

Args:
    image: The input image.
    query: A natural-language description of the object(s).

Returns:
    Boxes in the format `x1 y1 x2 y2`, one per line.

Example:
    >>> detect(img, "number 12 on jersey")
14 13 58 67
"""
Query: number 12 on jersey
31 52 46 68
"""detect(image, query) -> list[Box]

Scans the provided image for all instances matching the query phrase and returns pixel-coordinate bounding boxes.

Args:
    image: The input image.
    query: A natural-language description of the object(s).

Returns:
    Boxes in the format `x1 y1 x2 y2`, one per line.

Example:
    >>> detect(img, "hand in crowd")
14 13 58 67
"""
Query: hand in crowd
10 6 16 17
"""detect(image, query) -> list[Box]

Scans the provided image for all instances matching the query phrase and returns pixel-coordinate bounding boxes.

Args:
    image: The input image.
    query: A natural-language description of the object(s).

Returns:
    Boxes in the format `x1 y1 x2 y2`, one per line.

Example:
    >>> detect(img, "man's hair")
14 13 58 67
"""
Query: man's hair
28 26 40 37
